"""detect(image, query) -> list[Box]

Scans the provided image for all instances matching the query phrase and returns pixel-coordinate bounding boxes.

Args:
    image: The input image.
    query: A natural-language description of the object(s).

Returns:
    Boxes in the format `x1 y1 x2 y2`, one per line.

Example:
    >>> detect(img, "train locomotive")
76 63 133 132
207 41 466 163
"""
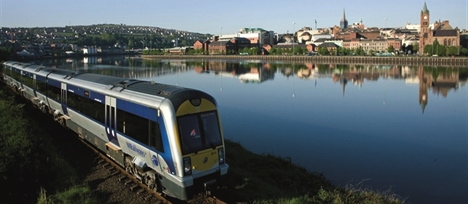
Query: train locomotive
1 61 229 200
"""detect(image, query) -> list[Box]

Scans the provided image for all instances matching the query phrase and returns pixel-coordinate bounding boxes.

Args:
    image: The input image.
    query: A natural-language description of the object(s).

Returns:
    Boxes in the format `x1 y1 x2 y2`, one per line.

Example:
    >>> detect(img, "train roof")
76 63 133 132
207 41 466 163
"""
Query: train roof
71 73 187 97
3 61 216 108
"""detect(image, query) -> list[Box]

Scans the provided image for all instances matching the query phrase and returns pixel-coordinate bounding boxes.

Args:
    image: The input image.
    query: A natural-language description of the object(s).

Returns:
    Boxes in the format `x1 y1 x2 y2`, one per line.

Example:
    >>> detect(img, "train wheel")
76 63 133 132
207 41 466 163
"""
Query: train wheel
58 117 66 127
39 104 48 114
146 175 160 193
125 156 135 175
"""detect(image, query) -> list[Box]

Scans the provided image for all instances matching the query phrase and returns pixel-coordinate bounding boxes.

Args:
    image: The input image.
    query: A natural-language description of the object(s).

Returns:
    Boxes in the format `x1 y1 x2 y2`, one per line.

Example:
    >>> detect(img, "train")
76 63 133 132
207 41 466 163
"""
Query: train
1 61 229 200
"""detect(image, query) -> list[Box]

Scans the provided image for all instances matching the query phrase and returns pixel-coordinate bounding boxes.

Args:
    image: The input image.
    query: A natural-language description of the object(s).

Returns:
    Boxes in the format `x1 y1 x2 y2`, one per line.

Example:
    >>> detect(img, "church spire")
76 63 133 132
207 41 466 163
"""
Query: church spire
340 8 348 29
422 2 429 14
342 8 346 20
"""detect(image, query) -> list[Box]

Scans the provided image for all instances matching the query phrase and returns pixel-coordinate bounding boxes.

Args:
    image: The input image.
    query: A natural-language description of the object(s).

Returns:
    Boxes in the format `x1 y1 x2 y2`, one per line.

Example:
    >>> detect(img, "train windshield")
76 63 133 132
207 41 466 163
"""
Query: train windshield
177 111 222 155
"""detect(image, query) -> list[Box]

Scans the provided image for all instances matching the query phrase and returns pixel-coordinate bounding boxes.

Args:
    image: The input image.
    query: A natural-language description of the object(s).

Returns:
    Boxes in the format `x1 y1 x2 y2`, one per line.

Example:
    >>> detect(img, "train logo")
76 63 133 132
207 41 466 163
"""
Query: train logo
151 154 158 167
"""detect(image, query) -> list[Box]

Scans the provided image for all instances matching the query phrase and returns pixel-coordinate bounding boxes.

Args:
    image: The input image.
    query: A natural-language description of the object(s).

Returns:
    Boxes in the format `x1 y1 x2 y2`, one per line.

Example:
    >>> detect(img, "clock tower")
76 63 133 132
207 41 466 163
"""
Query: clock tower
419 2 430 55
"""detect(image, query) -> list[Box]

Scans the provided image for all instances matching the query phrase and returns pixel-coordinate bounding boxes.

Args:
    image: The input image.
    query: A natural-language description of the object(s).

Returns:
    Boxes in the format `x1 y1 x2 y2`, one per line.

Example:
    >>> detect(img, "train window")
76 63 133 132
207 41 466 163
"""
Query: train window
117 108 163 150
22 72 34 88
11 68 22 81
67 91 105 124
200 112 222 147
47 84 61 102
178 114 203 154
36 80 47 92
67 91 81 111
149 121 164 152
177 111 222 155
117 109 125 133
111 107 115 129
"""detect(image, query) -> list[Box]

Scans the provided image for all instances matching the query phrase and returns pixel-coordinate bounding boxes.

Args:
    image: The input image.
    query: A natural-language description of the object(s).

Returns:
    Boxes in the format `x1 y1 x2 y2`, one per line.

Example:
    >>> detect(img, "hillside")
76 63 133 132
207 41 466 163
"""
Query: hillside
1 24 212 49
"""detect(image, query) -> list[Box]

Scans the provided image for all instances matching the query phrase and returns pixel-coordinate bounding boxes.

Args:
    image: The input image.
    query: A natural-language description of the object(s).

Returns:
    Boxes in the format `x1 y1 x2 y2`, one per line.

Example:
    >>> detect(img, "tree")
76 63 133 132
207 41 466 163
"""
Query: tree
447 46 459 56
337 47 348 56
128 38 134 49
355 46 365 56
387 45 395 53
413 42 419 54
461 48 468 56
0 46 15 61
317 47 329 55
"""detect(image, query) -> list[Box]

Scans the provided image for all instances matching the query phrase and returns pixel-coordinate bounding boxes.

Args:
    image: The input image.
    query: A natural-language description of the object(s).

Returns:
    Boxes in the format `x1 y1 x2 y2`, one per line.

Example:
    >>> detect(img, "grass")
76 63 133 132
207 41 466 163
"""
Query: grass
37 186 98 204
219 140 405 204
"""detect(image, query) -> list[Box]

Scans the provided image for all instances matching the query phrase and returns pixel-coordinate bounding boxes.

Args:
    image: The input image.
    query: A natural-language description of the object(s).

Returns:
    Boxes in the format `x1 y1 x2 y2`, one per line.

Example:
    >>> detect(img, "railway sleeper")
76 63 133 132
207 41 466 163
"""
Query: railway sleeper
143 194 153 201
124 179 133 186
108 169 119 176
136 188 146 195
130 184 140 191
118 175 127 181
97 158 106 164
101 162 110 168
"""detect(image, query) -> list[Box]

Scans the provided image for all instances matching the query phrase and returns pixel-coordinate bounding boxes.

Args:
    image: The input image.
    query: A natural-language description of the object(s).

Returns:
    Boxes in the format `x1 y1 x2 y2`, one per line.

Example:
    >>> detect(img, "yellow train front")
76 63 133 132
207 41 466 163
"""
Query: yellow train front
161 91 229 200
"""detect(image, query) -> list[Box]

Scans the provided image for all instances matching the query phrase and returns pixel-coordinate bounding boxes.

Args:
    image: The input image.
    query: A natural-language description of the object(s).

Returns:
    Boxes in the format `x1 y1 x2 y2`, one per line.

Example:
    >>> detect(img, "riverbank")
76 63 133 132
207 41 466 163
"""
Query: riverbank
142 54 468 67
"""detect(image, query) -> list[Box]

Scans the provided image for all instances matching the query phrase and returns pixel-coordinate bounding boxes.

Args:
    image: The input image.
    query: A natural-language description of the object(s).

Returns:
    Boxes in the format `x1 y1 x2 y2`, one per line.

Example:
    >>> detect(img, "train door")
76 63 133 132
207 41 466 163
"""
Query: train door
32 74 37 97
60 83 68 116
105 96 119 146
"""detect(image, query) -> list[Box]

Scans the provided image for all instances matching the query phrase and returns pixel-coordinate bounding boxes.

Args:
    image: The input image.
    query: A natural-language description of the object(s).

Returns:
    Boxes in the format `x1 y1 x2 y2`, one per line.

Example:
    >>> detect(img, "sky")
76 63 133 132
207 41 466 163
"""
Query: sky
1 0 467 34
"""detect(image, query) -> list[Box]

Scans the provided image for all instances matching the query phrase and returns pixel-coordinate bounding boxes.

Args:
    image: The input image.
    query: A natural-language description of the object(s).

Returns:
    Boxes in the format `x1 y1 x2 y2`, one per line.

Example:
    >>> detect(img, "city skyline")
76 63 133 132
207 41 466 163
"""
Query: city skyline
1 0 467 34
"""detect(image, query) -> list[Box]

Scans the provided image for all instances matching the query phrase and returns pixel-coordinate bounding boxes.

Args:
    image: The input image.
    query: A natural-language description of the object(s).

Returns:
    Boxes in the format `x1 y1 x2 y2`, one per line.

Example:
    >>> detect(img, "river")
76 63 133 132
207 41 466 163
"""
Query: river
36 56 468 204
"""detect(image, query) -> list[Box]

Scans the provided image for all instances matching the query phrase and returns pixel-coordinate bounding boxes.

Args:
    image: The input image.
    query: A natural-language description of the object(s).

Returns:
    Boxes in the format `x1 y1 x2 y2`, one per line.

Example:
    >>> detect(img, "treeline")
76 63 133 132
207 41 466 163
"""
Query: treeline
0 47 15 61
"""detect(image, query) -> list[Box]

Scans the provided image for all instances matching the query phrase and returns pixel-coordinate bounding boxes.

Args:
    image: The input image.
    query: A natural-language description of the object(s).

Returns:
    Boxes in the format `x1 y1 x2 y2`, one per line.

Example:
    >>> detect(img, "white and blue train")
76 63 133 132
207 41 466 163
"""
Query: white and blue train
1 61 229 200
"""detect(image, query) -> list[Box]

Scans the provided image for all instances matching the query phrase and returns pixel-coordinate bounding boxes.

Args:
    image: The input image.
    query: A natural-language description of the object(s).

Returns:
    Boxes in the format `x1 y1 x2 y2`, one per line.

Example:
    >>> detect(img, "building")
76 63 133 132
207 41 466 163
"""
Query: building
193 40 210 53
418 2 460 55
340 9 348 29
208 40 233 55
386 38 402 50
359 39 387 53
218 28 275 46
208 37 251 55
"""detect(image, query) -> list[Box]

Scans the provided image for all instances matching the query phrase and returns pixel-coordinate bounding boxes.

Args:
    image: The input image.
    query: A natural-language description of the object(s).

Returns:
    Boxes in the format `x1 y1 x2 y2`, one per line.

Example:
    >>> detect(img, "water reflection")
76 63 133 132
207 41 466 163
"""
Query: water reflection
38 57 466 114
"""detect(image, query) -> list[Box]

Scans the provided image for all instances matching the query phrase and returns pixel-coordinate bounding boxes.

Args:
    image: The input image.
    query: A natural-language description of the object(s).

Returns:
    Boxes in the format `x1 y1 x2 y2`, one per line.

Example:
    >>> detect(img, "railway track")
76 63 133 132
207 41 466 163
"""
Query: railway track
78 133 224 204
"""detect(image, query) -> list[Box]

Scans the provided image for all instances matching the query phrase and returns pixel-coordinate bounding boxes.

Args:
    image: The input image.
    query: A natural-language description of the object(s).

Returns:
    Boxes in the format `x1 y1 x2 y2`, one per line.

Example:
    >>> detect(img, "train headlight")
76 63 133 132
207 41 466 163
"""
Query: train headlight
190 98 201 107
218 148 225 165
183 157 192 176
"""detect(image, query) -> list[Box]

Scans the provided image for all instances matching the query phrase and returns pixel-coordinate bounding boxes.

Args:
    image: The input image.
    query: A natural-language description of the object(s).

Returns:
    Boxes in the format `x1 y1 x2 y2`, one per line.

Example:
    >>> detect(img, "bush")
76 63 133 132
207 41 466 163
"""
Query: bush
37 186 98 204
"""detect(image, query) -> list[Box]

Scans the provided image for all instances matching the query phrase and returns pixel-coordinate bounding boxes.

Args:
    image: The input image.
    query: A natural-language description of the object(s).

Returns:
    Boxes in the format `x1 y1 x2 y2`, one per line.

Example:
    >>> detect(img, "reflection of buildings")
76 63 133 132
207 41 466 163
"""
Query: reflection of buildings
238 63 274 83
417 66 459 113
43 58 466 108
195 61 275 83
297 67 319 79
331 67 380 96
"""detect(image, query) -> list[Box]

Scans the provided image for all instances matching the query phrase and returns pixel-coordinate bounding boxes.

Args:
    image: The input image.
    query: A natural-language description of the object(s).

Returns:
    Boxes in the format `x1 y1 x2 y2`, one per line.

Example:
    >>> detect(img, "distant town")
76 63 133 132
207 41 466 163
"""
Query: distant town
0 2 467 60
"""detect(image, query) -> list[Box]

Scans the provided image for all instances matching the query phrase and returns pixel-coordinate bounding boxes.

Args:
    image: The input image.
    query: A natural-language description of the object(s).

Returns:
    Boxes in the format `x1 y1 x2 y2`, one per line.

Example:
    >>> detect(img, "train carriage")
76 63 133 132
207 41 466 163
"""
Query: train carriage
1 61 228 200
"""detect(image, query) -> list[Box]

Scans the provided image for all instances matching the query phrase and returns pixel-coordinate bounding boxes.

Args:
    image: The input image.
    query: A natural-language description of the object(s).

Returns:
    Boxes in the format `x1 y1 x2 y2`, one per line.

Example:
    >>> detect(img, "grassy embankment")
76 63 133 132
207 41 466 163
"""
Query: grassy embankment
220 140 405 203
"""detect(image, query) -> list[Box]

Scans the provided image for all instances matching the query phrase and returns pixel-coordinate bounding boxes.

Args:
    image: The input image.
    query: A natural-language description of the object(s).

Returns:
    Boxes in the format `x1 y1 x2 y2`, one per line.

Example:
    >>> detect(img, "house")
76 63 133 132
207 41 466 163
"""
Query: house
193 40 210 54
167 47 192 55
386 38 402 51
318 42 339 52
208 37 252 55
209 40 232 55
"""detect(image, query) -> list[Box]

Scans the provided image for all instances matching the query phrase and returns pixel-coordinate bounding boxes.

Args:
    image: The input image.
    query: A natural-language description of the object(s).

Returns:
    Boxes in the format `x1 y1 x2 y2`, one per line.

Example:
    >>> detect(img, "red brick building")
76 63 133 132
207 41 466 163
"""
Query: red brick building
207 37 252 54
418 2 460 55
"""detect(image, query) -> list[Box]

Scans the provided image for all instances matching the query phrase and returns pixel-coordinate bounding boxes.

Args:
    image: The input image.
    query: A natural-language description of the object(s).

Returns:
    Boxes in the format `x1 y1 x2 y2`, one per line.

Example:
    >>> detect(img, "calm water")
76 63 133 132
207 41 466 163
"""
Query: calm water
38 56 467 204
